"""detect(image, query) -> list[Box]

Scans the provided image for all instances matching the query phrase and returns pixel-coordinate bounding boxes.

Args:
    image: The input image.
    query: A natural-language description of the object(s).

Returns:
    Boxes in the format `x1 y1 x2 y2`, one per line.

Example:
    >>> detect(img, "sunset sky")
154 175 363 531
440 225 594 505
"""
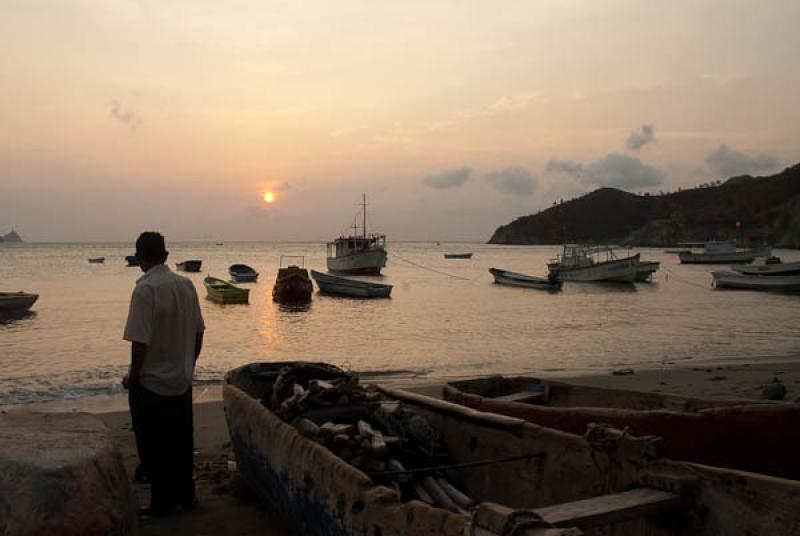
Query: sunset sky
2 1 798 241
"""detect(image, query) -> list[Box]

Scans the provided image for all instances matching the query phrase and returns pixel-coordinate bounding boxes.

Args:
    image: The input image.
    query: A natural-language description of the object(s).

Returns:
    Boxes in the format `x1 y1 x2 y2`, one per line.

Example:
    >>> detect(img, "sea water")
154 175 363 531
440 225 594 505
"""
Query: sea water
1 241 799 406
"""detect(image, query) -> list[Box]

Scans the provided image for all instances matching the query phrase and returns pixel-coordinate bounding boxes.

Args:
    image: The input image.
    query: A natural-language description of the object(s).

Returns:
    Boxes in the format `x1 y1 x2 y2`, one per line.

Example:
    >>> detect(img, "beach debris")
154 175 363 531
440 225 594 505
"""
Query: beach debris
761 379 787 400
611 368 635 376
263 363 475 513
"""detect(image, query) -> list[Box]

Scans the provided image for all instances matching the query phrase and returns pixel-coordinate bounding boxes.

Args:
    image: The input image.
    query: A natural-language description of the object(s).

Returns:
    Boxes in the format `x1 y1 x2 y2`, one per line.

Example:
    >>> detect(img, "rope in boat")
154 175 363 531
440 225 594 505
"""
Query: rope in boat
391 253 472 281
661 266 713 290
366 452 545 478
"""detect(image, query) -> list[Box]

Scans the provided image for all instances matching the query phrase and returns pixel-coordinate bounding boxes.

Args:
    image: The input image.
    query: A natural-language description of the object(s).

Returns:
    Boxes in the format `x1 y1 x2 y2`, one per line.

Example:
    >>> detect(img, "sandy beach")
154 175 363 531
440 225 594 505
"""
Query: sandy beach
77 359 800 535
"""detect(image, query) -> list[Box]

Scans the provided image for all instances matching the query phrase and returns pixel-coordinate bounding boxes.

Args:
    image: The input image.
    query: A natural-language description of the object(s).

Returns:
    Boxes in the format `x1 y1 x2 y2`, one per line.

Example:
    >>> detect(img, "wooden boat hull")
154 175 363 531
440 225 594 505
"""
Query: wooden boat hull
548 254 640 282
204 276 249 304
225 362 800 536
444 376 800 480
489 268 562 290
310 270 392 298
0 292 39 312
634 261 660 281
327 249 387 275
176 260 202 272
712 271 800 290
732 260 800 276
273 267 313 304
444 253 472 259
229 264 259 283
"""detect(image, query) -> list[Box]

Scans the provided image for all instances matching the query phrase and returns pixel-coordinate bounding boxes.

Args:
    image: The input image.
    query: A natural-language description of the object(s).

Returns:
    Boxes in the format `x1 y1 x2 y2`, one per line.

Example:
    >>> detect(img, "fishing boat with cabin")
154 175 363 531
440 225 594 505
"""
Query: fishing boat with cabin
677 241 771 264
327 194 387 275
547 245 640 282
224 361 800 536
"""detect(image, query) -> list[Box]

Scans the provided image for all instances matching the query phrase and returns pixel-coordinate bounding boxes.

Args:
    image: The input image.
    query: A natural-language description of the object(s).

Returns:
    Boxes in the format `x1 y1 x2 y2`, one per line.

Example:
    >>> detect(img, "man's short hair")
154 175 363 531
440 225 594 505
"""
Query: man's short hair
136 232 168 263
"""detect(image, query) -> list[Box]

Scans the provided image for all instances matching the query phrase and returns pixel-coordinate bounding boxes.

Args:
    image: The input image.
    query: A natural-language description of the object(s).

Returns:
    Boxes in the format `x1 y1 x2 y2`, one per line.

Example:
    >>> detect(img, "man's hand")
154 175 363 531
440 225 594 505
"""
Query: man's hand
122 374 130 390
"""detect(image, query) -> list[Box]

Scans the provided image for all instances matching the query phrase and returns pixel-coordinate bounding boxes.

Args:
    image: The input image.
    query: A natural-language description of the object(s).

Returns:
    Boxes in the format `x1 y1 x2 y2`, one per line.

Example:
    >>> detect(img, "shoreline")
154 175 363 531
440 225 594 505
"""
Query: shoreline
7 354 798 415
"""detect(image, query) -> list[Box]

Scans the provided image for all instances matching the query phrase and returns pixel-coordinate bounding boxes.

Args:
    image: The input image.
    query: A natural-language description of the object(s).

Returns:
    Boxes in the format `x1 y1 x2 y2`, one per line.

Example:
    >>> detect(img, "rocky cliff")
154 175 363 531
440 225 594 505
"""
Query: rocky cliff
489 164 800 248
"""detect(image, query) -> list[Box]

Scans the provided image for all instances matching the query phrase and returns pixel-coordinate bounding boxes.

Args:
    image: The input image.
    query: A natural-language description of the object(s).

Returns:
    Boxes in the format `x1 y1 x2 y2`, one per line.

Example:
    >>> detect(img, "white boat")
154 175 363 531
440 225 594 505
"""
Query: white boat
489 268 562 290
310 270 392 298
678 241 771 264
229 264 259 283
326 194 387 275
732 257 800 276
547 245 640 282
444 253 472 259
712 271 800 290
635 260 660 281
0 292 39 312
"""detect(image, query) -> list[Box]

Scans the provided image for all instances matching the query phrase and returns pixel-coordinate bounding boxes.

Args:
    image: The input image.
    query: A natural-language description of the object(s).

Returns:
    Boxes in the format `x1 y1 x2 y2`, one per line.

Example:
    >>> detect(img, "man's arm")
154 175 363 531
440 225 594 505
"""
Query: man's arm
194 331 204 363
123 341 148 389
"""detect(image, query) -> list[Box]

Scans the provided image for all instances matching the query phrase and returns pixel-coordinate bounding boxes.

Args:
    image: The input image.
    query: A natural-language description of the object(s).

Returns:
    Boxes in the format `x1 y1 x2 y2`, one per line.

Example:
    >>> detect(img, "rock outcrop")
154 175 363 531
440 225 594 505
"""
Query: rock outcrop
489 163 800 247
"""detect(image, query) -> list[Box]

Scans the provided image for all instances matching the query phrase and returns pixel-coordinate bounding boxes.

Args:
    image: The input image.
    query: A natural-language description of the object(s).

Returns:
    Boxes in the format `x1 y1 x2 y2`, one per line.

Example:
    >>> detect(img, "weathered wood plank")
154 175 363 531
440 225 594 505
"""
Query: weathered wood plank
493 391 545 404
535 488 681 528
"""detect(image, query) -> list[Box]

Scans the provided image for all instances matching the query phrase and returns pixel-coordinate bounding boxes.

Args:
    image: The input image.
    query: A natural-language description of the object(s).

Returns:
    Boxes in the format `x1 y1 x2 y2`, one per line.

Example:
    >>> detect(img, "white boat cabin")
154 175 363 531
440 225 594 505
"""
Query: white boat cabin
551 244 623 268
327 234 386 260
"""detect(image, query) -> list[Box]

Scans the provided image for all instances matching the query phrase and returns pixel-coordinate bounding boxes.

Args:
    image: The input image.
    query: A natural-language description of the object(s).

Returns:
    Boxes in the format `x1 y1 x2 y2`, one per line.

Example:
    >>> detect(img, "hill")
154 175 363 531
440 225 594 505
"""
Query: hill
488 164 800 248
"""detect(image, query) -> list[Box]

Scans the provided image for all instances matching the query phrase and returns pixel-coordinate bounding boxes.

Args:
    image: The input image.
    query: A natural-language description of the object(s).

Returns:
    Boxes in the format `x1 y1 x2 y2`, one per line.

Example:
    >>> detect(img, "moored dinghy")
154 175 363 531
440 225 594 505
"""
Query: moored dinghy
88 257 105 264
490 267 562 290
0 292 39 313
443 375 800 479
204 276 249 304
310 270 392 298
229 263 259 283
176 259 202 272
444 253 472 259
224 361 800 536
125 255 138 267
711 270 800 290
732 256 800 276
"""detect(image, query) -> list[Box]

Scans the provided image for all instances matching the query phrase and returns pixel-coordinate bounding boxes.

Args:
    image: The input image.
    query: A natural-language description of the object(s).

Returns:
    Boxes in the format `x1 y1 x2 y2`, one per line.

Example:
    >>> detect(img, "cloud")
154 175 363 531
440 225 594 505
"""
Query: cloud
545 159 584 177
625 124 655 151
580 153 664 189
276 181 291 192
422 167 471 189
109 99 141 129
485 166 537 195
487 92 545 113
705 144 777 177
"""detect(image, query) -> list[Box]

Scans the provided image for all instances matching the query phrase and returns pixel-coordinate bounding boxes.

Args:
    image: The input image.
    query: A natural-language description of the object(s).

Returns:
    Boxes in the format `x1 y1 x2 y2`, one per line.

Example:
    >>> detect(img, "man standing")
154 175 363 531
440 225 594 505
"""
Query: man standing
123 232 205 516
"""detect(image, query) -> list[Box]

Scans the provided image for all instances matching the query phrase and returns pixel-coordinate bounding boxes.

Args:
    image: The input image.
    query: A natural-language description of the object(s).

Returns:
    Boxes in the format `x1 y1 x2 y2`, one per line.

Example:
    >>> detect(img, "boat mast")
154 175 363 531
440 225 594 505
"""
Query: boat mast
362 193 367 239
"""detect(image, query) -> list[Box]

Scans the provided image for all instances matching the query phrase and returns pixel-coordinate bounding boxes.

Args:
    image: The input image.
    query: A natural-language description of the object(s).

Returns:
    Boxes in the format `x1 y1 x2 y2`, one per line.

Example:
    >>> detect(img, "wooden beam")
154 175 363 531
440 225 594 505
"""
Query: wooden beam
535 488 681 528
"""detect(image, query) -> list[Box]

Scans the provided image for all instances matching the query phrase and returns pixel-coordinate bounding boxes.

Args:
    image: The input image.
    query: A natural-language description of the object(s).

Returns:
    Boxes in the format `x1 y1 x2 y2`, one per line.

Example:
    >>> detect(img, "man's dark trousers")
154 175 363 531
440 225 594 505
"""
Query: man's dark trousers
129 383 195 512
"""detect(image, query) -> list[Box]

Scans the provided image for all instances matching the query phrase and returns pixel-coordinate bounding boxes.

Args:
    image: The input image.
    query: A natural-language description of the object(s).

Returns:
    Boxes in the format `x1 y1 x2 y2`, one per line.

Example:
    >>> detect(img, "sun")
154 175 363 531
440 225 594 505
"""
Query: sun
263 192 275 203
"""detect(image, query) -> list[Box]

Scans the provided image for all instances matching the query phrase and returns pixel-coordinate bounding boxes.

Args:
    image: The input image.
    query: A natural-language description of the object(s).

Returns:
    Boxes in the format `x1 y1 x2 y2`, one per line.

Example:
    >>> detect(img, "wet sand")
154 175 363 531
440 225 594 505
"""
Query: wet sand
93 359 799 535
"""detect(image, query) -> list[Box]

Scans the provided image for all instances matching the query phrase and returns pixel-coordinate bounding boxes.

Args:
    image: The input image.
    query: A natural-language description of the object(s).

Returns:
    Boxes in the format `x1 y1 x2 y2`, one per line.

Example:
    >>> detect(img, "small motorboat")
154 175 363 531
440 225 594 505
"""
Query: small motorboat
272 256 312 305
0 292 39 313
712 271 800 290
176 260 202 273
229 264 259 283
444 253 472 259
732 257 800 276
489 267 562 290
125 255 138 267
310 270 392 298
87 257 105 264
204 276 249 304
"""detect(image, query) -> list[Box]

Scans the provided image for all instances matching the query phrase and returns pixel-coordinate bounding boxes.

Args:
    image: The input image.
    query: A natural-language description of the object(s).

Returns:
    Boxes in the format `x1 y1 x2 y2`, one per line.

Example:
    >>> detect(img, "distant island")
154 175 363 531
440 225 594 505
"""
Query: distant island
488 163 800 249
0 230 24 243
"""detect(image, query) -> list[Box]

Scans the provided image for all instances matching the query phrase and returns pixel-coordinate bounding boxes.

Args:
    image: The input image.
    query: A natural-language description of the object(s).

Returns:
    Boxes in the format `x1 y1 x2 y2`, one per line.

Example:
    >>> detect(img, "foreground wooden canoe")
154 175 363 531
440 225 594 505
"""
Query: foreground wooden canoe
224 362 800 535
444 376 800 479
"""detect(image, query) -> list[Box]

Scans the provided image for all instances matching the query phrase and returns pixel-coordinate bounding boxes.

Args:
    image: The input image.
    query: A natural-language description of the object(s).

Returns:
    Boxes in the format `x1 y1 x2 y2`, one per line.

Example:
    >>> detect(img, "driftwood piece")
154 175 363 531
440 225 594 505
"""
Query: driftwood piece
535 488 680 528
437 478 474 510
421 476 462 513
412 482 435 505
